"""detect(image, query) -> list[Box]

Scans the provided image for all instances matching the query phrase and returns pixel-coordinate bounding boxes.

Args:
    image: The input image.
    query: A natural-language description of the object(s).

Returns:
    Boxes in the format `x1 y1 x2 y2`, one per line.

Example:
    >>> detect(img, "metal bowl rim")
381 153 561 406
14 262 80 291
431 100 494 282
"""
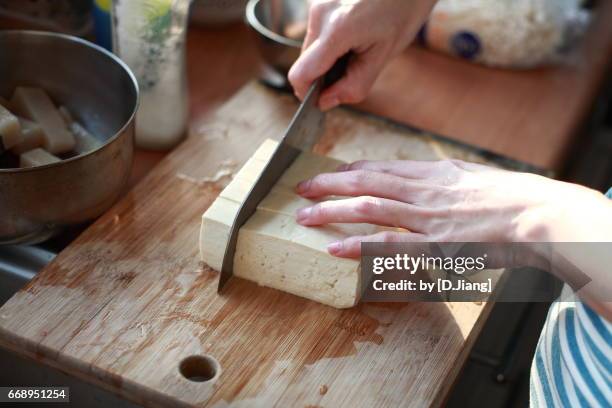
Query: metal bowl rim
0 30 140 174
245 0 303 49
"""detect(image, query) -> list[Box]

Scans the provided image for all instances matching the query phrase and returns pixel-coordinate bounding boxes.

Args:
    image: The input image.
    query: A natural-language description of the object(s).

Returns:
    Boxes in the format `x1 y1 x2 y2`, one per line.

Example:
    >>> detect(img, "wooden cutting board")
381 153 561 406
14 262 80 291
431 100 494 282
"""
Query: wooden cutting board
0 83 505 407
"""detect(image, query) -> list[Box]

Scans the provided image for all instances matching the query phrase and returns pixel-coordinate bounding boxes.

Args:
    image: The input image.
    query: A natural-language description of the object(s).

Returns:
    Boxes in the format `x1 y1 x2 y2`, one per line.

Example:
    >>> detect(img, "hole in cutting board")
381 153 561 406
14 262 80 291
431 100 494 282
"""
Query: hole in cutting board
179 355 219 382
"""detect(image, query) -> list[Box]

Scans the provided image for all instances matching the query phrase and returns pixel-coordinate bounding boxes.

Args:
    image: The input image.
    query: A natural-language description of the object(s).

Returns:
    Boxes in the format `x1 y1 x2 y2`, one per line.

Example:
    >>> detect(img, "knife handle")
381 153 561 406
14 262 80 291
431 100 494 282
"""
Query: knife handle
322 52 353 89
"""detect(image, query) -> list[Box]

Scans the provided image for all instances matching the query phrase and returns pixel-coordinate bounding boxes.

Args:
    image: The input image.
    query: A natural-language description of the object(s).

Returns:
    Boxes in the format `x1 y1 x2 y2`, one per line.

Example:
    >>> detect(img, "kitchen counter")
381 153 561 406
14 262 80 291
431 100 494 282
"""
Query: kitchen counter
0 3 611 406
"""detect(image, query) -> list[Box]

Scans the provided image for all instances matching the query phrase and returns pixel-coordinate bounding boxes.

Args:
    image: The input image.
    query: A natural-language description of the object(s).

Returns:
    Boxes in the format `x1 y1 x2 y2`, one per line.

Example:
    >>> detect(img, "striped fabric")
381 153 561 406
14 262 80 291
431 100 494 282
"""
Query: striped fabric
530 189 612 407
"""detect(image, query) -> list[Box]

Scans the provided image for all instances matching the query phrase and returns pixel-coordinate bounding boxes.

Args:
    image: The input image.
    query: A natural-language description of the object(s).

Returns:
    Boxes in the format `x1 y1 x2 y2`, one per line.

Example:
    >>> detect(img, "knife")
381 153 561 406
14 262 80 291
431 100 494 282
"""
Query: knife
218 54 351 292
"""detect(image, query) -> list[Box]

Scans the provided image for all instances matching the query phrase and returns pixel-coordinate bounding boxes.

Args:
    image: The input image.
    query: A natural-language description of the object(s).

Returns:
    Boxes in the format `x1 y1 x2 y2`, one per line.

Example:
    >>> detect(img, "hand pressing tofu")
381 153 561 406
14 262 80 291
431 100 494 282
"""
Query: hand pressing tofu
10 87 75 154
200 139 379 308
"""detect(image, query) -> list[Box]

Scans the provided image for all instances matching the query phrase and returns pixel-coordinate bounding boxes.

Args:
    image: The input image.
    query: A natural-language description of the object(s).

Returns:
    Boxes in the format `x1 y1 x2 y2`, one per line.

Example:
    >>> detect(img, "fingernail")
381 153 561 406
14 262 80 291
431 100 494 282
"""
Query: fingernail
327 241 343 255
296 179 311 194
296 207 312 223
319 96 339 111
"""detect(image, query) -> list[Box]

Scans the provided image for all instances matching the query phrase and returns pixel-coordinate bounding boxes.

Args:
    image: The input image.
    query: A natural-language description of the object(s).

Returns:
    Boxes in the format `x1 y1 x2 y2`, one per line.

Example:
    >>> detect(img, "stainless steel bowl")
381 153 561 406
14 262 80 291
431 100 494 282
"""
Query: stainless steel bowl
0 30 139 245
246 0 306 77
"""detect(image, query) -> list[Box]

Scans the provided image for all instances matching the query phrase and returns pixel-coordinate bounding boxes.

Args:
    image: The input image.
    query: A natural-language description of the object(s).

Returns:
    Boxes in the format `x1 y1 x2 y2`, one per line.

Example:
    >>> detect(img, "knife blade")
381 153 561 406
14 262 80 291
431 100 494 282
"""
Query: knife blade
217 54 351 292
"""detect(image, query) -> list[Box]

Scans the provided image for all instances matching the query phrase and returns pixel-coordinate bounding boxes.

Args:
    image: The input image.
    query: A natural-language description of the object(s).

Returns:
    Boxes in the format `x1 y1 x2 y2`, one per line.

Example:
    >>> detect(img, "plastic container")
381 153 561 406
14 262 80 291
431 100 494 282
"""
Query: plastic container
111 0 190 150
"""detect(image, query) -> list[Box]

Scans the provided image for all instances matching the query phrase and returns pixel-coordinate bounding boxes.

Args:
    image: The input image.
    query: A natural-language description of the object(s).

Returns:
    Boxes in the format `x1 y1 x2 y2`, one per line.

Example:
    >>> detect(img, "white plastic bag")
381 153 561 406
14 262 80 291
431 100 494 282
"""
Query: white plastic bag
420 0 591 68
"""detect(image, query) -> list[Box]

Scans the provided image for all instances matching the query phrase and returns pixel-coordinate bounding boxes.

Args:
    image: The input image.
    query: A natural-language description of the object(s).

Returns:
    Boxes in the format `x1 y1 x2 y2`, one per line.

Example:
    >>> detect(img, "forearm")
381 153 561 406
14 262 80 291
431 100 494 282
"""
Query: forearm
517 185 612 319
516 182 612 242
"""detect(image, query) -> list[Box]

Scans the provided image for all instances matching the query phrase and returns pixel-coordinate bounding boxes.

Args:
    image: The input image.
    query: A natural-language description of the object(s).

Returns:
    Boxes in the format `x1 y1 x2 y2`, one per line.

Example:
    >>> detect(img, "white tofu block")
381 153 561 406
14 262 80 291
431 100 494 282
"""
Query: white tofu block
200 139 378 308
10 87 75 154
58 105 102 154
20 148 61 167
0 105 22 149
10 118 45 155
58 105 74 126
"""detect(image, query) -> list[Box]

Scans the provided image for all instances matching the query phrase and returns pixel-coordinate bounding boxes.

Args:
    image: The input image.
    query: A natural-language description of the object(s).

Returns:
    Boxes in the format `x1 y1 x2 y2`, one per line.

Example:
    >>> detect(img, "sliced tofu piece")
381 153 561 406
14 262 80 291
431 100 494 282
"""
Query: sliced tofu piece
70 122 103 154
0 105 22 149
20 148 61 168
200 139 378 308
58 105 102 154
10 87 75 154
10 118 46 154
58 105 74 126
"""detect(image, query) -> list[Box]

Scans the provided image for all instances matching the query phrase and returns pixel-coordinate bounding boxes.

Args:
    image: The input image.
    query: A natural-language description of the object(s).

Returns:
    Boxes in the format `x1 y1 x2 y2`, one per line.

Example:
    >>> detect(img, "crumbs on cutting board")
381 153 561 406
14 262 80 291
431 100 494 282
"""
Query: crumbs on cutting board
324 111 443 162
196 115 254 141
197 125 228 141
176 158 237 187
323 109 493 166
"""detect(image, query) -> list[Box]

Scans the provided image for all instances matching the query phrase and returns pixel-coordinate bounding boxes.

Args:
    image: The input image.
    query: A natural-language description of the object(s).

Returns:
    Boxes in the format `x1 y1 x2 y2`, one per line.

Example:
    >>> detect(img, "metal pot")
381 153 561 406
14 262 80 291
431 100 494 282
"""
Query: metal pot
246 0 306 77
0 30 139 245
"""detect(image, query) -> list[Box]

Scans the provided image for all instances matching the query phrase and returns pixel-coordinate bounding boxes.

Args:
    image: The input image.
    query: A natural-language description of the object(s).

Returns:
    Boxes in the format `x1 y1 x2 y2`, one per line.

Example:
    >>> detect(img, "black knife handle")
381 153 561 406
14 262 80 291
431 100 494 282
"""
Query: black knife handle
322 52 353 89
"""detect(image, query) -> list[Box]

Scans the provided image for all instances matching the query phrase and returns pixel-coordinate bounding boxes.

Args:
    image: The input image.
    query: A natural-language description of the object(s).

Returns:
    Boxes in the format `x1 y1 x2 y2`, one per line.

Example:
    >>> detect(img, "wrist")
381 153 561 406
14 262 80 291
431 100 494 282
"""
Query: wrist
512 201 557 243
512 183 612 243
